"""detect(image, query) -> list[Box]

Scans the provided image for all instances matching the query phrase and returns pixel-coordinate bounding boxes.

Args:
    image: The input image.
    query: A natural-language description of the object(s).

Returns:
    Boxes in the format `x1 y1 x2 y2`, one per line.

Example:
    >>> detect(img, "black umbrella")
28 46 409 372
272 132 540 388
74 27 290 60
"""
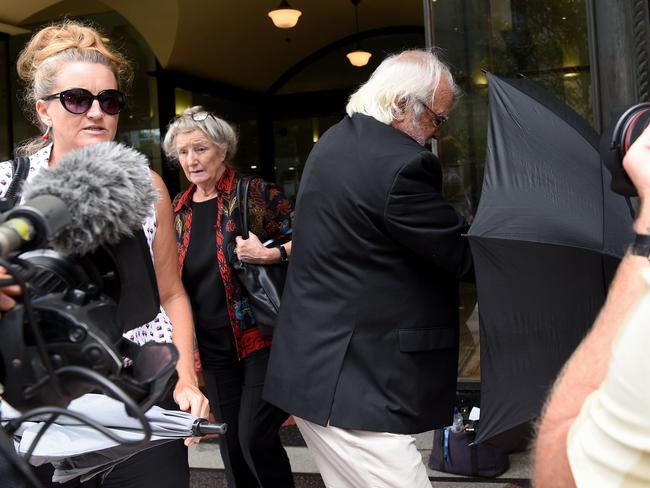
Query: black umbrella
467 73 634 451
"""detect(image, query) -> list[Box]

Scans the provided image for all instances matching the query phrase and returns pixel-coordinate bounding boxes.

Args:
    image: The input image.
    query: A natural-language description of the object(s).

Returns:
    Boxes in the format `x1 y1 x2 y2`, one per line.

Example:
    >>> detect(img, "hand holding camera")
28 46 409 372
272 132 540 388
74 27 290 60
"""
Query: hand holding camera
602 103 650 238
623 123 650 200
0 266 20 315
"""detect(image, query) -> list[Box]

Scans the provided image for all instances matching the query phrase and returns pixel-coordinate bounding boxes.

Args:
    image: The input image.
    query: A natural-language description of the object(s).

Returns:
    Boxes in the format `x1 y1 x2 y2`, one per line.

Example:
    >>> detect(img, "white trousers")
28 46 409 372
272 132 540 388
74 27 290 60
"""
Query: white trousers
295 416 431 488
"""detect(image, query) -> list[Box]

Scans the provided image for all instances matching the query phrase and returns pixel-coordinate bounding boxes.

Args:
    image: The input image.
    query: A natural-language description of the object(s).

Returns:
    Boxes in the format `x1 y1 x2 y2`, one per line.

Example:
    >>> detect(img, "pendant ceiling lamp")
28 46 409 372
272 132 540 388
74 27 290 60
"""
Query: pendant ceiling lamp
268 0 302 29
346 0 371 67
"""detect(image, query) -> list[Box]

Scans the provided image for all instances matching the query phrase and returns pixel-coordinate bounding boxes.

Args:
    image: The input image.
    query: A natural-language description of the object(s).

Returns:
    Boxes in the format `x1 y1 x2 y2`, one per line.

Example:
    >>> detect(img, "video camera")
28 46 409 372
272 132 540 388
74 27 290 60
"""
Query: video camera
0 142 182 487
0 229 178 413
601 102 650 196
0 142 181 413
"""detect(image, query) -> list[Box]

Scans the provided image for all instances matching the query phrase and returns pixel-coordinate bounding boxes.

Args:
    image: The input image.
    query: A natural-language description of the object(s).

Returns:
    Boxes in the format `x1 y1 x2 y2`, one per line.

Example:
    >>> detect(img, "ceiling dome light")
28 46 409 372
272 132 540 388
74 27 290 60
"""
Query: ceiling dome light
268 0 302 29
346 0 371 67
346 50 372 67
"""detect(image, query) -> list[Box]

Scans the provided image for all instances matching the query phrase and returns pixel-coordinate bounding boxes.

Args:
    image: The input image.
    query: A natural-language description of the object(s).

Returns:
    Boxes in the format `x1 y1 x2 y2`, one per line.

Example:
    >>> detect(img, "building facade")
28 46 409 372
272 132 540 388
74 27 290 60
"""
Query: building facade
0 0 648 381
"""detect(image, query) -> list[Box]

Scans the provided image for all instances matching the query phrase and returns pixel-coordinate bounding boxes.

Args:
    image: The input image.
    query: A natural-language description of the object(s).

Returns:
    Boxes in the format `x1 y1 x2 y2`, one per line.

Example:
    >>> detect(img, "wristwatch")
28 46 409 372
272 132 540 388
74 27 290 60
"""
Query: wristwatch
630 233 650 257
278 244 288 262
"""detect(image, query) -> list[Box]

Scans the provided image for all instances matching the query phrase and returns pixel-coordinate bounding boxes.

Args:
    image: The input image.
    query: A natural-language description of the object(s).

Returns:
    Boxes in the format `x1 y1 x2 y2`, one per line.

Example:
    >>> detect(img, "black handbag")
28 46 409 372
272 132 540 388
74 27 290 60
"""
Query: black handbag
230 175 288 337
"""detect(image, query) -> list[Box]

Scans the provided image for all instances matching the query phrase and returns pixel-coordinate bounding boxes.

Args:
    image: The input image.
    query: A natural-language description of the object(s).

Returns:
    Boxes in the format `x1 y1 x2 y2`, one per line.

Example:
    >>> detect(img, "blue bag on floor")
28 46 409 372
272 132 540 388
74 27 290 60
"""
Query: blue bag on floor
428 427 509 477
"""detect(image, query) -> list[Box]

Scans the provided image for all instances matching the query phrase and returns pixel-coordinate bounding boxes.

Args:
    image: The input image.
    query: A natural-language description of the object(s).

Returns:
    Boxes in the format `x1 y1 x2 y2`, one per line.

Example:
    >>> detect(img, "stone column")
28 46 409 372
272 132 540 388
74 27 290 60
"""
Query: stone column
588 0 650 130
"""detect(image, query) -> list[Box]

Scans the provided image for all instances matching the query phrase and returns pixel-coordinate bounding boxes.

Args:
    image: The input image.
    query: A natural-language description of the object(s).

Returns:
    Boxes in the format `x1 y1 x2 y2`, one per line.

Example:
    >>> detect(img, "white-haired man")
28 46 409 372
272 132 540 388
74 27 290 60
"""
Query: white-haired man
264 50 473 487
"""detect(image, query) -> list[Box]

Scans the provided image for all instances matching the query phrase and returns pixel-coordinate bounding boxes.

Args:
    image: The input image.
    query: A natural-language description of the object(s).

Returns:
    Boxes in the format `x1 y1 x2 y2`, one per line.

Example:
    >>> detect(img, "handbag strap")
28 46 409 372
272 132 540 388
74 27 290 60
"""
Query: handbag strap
0 157 31 212
236 175 253 239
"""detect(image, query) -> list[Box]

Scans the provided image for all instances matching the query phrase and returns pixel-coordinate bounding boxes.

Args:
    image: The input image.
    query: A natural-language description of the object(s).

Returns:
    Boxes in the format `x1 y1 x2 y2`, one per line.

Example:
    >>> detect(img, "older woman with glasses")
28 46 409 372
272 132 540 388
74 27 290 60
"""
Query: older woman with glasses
1 20 208 488
163 106 294 487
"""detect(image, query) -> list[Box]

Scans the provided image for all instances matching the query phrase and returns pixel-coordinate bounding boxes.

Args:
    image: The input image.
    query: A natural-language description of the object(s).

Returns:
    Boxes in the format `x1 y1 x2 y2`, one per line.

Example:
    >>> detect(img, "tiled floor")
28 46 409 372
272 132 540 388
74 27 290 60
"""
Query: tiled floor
190 469 529 488
190 469 326 488
189 425 531 487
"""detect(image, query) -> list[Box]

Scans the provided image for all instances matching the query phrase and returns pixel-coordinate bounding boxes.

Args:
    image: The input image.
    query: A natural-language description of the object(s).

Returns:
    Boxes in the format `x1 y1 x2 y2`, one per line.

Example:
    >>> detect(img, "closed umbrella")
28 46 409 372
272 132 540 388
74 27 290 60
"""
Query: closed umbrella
5 394 225 483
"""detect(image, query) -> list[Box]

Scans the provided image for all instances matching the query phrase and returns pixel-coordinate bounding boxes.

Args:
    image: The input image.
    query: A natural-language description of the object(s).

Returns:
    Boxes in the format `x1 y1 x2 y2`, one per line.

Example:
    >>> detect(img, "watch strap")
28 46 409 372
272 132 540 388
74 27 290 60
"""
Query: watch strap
630 233 650 257
278 244 288 262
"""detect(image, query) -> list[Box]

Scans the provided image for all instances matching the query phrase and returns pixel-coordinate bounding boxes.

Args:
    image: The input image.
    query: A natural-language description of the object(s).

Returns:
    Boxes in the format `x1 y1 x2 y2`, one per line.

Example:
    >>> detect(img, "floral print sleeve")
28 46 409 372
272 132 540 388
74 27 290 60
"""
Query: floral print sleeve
247 178 293 244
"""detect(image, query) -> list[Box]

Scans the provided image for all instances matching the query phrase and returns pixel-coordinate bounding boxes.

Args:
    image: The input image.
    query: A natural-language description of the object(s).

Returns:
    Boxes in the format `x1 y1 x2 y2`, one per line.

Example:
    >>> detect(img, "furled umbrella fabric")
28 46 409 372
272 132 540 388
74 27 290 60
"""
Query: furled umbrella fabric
5 394 224 483
468 73 633 450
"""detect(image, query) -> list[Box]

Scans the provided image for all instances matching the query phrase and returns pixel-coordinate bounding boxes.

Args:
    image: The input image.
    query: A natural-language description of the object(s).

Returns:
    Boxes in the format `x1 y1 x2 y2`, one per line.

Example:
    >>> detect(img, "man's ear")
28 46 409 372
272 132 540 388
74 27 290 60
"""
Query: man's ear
393 97 408 122
35 99 52 127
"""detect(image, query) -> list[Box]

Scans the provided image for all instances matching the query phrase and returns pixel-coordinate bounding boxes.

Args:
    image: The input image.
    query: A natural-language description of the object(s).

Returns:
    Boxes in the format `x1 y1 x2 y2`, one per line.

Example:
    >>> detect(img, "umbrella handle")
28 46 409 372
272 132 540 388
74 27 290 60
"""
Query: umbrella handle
191 418 227 436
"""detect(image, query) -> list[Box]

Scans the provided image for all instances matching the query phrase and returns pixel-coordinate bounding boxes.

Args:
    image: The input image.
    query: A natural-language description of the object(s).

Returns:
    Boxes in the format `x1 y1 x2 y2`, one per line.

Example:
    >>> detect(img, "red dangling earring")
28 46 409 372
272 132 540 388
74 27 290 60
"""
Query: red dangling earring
42 126 51 141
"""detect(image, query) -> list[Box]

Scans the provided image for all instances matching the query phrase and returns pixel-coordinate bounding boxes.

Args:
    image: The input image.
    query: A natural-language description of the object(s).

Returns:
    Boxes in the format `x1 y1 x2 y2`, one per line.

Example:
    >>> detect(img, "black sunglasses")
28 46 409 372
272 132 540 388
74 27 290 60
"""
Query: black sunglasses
42 88 126 115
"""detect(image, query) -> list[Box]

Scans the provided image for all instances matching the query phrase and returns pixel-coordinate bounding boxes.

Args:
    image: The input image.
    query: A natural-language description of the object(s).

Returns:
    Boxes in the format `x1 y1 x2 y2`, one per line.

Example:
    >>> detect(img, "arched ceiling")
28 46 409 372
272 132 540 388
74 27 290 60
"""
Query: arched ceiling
0 0 424 92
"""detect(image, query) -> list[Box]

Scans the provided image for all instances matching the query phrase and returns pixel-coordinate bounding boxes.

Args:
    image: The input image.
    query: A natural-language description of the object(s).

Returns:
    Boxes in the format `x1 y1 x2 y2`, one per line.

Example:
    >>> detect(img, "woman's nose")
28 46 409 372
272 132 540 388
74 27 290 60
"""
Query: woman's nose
86 99 104 118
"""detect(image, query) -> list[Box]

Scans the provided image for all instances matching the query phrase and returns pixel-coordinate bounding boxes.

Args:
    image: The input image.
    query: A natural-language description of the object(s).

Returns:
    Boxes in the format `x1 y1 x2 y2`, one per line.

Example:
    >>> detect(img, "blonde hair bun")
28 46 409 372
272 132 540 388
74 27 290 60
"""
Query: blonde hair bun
16 19 131 88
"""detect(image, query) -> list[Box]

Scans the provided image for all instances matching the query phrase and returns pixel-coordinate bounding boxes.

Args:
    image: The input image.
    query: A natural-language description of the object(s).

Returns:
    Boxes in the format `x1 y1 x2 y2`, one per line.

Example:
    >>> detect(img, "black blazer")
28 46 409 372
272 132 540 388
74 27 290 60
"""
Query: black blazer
264 114 473 434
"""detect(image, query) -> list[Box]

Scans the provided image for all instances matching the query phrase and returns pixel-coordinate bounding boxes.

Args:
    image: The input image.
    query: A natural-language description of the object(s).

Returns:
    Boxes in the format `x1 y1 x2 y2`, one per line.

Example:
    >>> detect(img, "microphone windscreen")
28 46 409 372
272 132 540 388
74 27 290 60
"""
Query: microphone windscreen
22 142 158 255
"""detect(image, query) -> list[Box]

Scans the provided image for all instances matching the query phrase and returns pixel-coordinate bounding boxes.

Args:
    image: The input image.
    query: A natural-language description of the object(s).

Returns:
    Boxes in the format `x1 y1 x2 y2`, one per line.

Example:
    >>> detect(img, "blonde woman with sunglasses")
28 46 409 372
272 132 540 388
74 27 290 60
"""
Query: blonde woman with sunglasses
0 20 209 488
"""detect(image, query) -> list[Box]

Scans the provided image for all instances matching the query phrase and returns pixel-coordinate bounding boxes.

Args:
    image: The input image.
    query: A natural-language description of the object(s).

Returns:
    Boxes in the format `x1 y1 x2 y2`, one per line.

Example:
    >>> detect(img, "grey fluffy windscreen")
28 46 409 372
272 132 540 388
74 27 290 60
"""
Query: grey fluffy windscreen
22 142 158 255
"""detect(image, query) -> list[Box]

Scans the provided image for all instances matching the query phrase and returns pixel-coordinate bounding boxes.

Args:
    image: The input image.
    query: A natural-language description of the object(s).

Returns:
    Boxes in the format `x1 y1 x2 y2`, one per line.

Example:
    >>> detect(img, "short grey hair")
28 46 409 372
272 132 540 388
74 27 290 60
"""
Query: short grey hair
163 106 238 163
346 49 458 124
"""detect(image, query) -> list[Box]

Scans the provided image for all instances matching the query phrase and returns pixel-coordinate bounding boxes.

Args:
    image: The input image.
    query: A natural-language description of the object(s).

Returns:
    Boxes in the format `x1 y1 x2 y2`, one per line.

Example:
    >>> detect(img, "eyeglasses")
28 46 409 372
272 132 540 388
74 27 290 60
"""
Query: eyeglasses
417 99 448 127
42 88 125 115
190 111 216 122
172 111 217 125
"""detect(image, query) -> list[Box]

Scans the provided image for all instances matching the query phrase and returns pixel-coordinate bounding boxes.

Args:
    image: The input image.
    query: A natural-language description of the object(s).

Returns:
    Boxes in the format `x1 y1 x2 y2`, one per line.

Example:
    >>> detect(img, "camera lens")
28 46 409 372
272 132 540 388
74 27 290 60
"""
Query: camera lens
601 102 650 197
616 105 650 158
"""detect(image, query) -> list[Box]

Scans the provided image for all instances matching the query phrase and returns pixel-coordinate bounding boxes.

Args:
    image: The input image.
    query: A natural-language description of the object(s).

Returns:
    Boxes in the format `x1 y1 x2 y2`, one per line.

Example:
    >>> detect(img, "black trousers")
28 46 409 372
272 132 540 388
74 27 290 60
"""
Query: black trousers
35 394 189 488
197 326 294 488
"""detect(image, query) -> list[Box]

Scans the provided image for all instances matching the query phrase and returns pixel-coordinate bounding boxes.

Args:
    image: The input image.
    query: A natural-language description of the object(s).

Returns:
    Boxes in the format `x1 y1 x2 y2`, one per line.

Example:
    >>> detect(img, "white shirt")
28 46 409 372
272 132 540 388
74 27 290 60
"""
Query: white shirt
567 269 650 487
0 144 173 344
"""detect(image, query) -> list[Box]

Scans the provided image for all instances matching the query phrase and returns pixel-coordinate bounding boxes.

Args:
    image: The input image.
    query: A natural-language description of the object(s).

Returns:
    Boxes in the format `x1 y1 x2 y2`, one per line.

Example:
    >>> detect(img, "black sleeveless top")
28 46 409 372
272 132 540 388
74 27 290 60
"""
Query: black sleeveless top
182 197 229 329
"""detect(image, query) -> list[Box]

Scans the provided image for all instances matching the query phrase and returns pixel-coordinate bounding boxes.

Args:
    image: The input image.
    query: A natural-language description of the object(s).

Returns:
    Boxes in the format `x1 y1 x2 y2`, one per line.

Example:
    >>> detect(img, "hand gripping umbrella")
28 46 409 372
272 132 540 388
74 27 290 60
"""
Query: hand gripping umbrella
467 73 634 451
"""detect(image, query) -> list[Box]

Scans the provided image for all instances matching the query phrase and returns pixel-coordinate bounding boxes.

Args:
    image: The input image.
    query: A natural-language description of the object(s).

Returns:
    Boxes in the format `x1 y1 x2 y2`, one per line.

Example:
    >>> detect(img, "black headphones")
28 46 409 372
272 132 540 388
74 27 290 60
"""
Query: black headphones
601 102 650 196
